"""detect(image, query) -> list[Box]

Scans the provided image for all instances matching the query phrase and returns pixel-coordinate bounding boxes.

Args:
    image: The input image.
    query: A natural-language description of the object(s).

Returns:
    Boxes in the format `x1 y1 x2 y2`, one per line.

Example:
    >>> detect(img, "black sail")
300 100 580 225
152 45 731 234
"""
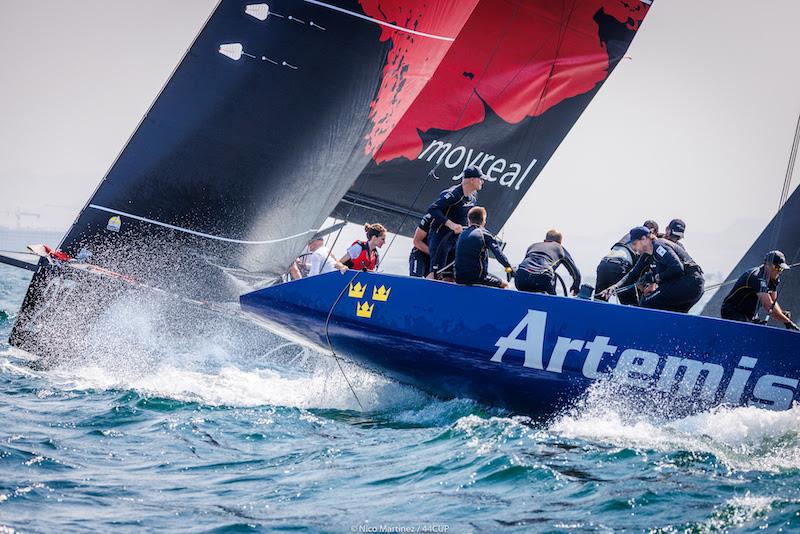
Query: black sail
702 186 800 321
10 0 477 355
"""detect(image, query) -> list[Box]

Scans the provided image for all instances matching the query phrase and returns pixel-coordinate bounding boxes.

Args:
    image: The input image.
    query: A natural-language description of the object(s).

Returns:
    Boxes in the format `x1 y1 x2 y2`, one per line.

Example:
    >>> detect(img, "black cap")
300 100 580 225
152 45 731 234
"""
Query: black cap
643 220 659 234
765 250 790 270
463 166 487 180
627 226 651 243
667 219 686 238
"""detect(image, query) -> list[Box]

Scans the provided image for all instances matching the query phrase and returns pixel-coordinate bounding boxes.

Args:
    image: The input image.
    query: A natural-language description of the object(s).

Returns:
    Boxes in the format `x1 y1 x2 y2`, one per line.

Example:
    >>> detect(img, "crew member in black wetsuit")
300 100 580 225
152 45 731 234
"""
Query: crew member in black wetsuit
515 229 581 295
665 219 686 248
595 220 658 305
721 250 799 329
426 166 483 280
408 213 432 277
599 226 704 312
454 207 513 288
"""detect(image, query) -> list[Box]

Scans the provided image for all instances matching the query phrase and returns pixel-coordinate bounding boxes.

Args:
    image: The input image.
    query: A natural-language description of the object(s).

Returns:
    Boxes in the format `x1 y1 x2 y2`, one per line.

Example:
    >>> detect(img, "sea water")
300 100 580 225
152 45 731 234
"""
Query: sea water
1 262 799 533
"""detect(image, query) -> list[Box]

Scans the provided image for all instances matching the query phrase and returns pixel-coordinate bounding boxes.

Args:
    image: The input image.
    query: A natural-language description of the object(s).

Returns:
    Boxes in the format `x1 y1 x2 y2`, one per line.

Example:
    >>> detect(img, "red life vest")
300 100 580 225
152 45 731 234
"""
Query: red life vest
344 240 378 271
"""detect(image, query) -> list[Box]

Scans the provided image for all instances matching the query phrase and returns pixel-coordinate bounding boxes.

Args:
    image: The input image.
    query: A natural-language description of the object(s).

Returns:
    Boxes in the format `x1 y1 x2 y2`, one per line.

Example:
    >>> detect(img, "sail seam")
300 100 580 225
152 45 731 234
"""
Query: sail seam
302 0 455 41
88 204 316 245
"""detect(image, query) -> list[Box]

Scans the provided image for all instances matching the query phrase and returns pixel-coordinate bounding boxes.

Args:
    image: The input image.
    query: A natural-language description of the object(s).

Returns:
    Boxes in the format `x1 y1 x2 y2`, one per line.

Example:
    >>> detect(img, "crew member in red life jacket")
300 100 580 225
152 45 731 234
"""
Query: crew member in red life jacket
336 223 387 272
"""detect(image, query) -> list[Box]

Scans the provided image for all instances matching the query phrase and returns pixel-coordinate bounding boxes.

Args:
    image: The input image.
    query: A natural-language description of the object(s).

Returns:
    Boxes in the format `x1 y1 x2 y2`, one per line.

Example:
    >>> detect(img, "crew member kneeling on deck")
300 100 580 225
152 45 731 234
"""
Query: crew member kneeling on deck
454 207 513 288
600 226 704 312
515 229 581 295
720 250 799 329
595 220 658 305
337 223 386 272
408 213 433 277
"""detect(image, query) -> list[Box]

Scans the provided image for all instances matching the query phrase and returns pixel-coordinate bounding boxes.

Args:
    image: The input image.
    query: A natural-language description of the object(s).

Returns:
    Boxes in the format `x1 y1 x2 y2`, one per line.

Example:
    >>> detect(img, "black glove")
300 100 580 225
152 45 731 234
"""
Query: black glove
642 271 656 284
505 267 515 282
785 321 799 331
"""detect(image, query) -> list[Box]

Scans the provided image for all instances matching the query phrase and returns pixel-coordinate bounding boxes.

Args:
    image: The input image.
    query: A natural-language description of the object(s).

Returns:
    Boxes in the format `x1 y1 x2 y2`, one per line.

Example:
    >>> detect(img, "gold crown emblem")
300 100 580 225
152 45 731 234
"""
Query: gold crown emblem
348 282 367 298
372 285 391 302
356 301 374 318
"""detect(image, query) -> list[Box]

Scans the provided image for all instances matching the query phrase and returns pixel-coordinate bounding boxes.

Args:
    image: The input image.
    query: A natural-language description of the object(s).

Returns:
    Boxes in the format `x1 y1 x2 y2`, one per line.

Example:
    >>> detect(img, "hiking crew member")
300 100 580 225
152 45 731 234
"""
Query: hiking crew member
454 207 513 288
600 226 703 312
408 213 433 278
337 223 386 273
595 220 658 305
665 218 686 248
515 229 581 295
721 250 799 329
426 166 483 280
290 235 337 279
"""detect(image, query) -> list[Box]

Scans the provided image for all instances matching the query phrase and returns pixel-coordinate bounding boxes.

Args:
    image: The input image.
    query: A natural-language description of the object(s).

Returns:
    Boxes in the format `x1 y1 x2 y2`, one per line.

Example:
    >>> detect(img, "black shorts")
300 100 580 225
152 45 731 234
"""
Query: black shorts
457 273 504 288
639 272 704 313
720 307 755 323
408 249 429 278
595 258 636 304
429 231 456 274
515 270 556 294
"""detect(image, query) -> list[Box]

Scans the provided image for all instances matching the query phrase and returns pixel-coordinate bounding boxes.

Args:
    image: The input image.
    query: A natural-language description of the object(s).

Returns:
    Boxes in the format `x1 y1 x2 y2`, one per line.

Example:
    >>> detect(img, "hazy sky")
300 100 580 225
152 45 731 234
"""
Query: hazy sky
1 0 799 284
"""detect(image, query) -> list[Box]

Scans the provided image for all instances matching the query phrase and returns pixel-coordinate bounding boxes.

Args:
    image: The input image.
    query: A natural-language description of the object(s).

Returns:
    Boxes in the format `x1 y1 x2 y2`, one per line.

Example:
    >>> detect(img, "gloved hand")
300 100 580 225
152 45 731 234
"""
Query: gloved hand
785 321 800 331
505 266 515 282
642 271 656 284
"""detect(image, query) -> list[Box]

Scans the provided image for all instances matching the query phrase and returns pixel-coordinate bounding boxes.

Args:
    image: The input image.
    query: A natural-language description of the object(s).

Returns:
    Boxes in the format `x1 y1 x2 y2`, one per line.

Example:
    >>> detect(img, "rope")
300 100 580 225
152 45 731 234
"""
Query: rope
554 272 567 296
323 270 365 411
607 261 800 297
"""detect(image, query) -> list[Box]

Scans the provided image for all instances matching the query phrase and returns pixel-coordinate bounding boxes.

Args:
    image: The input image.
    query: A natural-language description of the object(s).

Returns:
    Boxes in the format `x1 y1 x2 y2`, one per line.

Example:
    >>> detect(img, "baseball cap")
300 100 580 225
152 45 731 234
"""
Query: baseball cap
463 166 487 180
765 250 790 270
627 226 651 243
667 219 686 238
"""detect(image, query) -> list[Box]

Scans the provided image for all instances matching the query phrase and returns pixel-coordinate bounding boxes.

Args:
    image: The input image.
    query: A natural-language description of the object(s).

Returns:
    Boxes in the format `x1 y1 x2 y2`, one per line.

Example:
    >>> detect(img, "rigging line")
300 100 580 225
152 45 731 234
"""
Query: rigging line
301 0 455 41
321 222 346 273
780 113 800 208
323 270 365 411
380 5 522 269
88 204 318 245
612 261 800 296
324 218 338 247
771 112 800 249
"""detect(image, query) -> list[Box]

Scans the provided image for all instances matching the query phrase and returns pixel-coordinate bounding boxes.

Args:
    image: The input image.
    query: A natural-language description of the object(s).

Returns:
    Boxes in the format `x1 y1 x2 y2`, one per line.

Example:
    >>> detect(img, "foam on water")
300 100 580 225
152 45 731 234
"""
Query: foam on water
41 359 427 412
3 281 430 413
551 380 800 472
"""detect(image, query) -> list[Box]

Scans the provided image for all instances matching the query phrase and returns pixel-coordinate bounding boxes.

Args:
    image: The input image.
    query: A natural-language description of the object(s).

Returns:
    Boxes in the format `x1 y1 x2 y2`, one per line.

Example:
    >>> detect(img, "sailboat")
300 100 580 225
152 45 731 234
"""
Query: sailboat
5 0 798 417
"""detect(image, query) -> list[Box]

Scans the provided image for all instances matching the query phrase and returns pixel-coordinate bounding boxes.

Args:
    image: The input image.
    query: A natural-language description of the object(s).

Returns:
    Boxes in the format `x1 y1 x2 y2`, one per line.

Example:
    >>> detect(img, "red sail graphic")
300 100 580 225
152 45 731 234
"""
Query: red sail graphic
364 0 651 164
359 0 480 156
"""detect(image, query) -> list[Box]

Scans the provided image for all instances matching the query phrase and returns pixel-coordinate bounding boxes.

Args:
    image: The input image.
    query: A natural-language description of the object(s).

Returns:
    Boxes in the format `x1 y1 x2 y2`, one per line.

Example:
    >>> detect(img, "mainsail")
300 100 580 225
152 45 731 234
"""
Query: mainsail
10 0 653 357
335 0 652 235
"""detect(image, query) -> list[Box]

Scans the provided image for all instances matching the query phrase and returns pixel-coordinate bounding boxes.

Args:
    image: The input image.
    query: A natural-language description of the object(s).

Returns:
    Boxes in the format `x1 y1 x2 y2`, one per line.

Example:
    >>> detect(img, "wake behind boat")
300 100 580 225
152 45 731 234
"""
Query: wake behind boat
241 271 800 418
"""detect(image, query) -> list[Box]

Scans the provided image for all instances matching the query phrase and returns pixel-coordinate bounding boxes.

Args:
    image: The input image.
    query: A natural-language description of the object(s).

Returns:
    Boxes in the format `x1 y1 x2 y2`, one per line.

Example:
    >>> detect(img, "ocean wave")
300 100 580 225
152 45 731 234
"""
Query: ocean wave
550 381 800 473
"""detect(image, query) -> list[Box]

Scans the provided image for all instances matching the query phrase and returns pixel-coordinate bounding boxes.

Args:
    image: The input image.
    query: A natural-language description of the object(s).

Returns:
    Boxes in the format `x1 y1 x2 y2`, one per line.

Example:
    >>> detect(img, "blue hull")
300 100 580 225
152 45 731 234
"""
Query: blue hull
240 271 800 417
